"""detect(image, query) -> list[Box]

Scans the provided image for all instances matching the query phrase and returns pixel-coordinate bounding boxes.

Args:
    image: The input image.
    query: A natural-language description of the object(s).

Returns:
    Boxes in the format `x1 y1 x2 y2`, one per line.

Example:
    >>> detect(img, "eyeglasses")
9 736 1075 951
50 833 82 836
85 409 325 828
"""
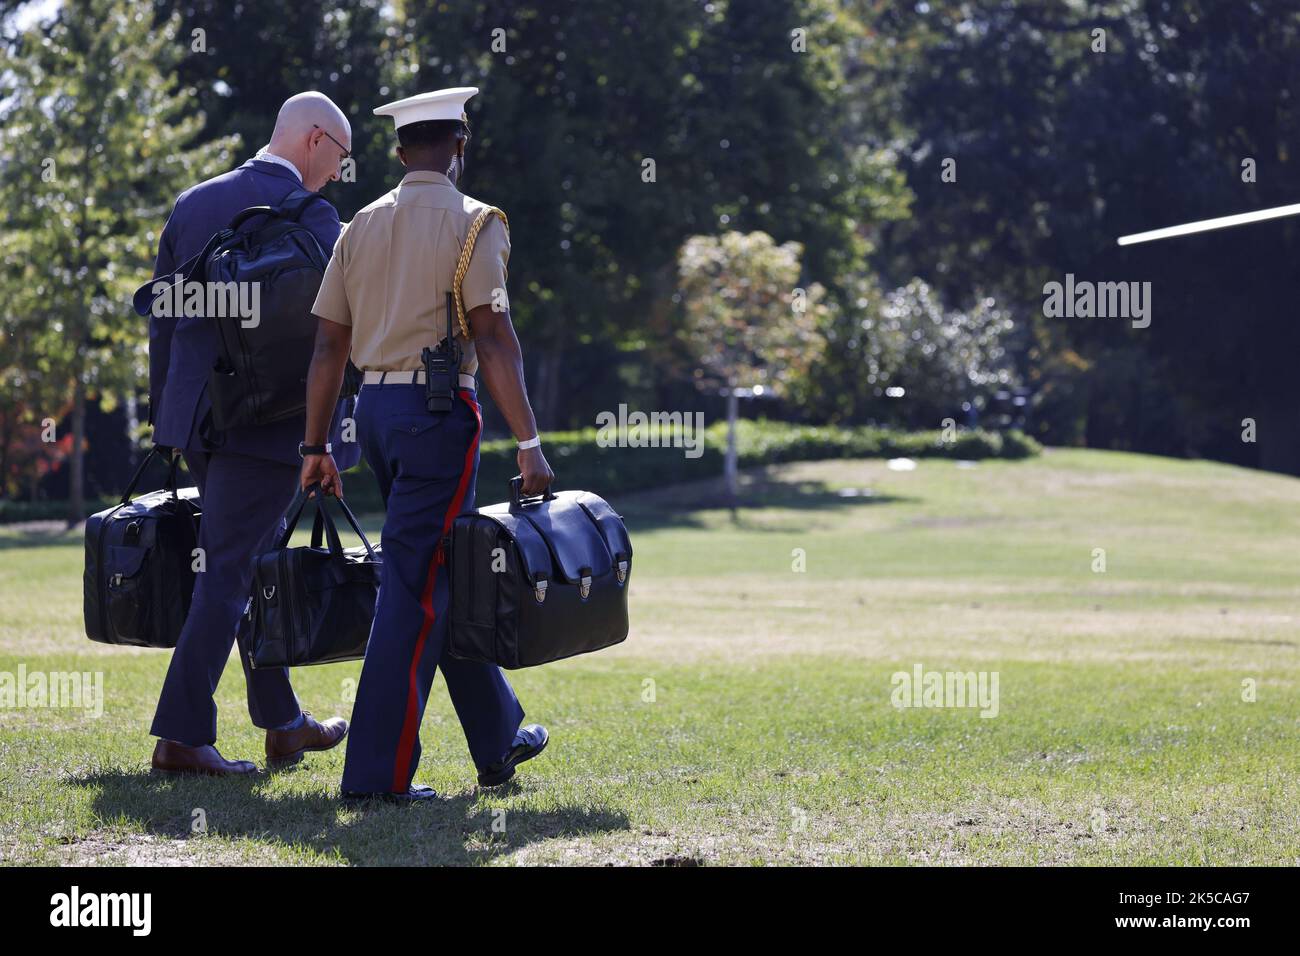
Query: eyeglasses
313 124 351 162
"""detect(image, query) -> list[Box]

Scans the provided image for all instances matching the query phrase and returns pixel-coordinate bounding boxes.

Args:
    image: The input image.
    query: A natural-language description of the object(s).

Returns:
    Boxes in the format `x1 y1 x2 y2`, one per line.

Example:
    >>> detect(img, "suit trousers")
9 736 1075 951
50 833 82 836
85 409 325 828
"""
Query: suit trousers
150 448 302 745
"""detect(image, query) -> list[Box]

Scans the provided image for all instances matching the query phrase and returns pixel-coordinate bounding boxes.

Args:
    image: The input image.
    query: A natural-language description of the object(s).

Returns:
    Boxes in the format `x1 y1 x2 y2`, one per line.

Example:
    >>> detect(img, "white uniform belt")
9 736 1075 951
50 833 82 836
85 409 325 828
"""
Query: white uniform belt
363 370 476 389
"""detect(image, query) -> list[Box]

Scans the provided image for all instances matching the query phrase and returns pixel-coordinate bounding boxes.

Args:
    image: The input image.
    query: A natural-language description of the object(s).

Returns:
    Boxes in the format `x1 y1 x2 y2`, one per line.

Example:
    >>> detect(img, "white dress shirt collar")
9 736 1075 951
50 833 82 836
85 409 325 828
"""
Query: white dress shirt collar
254 149 303 183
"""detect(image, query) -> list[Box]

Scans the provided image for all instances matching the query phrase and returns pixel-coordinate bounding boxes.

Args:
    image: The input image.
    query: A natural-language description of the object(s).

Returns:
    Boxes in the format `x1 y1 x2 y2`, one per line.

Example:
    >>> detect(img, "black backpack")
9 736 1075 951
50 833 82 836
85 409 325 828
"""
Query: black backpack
134 188 360 430
84 446 201 649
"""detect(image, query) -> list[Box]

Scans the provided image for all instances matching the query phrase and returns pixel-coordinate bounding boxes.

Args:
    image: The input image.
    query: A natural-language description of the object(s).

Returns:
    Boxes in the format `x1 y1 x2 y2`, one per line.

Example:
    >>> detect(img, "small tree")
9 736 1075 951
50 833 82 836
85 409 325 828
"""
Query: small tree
863 277 1017 428
678 230 829 502
0 0 236 521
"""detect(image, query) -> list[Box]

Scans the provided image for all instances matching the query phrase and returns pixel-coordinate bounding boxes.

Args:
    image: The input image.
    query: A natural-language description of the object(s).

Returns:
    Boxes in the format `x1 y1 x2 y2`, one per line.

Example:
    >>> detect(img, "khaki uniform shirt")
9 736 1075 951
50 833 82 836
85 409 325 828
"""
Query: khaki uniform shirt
311 170 510 375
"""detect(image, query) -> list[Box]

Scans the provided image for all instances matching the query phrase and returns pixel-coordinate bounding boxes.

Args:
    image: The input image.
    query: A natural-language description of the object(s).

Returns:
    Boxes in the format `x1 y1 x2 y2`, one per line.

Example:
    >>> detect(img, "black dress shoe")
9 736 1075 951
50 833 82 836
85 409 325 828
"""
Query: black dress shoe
341 784 438 805
478 724 549 787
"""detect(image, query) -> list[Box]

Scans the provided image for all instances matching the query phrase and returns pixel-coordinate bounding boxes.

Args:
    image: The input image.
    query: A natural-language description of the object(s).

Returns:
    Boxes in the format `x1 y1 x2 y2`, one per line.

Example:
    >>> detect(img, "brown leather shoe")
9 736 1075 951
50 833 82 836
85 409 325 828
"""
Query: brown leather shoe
152 739 258 777
265 711 348 769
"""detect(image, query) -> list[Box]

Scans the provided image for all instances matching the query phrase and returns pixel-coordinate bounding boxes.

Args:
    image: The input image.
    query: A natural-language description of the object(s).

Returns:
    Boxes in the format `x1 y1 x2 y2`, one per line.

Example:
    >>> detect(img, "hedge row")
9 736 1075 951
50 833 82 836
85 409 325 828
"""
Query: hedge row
353 420 1040 512
1 421 1039 523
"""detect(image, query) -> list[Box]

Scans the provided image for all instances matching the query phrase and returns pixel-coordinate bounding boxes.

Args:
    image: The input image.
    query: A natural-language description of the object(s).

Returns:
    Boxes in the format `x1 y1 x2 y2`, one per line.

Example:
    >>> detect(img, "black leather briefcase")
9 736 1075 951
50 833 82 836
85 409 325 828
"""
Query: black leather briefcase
448 479 632 668
84 446 201 648
246 487 380 668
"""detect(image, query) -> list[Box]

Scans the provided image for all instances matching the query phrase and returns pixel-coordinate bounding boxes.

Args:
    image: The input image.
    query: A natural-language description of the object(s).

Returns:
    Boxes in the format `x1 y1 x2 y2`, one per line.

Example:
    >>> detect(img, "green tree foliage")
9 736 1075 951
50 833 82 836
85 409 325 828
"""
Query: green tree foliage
0 0 234 518
16 0 1270 511
862 278 1016 429
149 0 393 221
678 228 830 500
397 0 901 428
849 0 1300 470
678 230 829 395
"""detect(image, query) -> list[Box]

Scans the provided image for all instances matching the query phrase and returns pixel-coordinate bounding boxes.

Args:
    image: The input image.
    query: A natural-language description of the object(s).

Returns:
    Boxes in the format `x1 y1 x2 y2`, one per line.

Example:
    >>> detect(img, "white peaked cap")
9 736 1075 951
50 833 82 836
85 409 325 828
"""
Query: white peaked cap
373 87 479 130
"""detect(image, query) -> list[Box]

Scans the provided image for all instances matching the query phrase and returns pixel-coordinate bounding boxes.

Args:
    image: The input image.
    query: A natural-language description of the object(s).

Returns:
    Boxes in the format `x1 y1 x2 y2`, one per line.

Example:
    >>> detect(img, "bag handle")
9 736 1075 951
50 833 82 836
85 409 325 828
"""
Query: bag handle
312 495 346 556
330 494 377 559
228 187 325 232
278 485 377 559
449 206 509 342
309 506 328 550
277 487 315 548
227 205 286 231
508 475 556 511
119 445 182 504
306 498 374 560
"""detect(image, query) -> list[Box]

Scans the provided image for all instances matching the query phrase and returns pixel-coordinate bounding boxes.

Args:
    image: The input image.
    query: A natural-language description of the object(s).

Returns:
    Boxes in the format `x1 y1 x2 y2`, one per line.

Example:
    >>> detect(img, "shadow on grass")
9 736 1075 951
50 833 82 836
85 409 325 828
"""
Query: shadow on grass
70 768 629 865
7 463 917 543
620 468 916 532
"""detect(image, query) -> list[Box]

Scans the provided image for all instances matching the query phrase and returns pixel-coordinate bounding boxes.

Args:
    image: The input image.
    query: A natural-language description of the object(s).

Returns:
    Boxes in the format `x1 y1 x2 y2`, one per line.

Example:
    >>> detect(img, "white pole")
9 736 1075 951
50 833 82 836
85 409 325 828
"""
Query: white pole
1117 202 1300 246
724 388 739 503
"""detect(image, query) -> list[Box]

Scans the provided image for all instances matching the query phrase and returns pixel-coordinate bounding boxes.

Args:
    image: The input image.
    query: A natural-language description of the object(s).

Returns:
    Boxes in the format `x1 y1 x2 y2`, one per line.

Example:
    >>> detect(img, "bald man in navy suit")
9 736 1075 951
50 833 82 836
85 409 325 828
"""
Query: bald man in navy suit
147 93 359 776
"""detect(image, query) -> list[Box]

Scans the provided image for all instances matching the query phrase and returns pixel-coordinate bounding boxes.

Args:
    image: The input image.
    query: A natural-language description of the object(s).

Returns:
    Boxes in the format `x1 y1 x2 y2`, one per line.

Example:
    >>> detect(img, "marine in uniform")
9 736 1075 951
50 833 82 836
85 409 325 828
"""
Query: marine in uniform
299 87 554 802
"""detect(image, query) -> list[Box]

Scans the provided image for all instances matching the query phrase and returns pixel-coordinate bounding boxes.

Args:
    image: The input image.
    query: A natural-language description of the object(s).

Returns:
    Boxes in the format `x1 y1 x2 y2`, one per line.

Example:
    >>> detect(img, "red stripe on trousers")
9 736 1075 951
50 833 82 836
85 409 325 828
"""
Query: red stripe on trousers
391 389 483 793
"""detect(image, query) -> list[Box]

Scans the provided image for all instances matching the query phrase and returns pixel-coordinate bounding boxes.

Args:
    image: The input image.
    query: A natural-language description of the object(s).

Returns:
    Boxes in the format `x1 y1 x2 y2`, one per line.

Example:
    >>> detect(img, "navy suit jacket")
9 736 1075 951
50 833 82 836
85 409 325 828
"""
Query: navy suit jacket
148 158 359 470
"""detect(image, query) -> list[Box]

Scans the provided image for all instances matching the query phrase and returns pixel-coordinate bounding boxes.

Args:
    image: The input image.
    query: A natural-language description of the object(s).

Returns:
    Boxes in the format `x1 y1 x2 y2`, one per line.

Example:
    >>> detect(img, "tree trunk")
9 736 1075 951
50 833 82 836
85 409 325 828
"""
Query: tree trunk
534 345 564 432
0 407 9 499
532 351 552 432
68 378 86 526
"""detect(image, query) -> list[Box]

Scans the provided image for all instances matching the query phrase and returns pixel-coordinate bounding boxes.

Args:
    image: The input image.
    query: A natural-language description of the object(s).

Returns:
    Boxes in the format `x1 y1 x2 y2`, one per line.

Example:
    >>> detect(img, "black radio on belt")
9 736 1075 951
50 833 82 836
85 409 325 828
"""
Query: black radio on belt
422 291 462 412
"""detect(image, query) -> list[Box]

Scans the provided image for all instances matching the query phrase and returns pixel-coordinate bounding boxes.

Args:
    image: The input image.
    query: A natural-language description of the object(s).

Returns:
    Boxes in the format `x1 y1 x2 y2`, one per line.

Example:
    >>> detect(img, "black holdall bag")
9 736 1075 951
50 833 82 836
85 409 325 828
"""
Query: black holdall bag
448 478 632 669
246 486 380 669
84 446 201 649
131 188 361 431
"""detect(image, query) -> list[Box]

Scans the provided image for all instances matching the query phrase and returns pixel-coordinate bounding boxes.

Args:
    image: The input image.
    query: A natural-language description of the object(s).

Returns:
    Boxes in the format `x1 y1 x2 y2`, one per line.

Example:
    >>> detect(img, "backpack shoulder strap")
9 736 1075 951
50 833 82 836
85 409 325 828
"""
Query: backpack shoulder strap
132 229 225 316
226 187 326 233
451 206 509 340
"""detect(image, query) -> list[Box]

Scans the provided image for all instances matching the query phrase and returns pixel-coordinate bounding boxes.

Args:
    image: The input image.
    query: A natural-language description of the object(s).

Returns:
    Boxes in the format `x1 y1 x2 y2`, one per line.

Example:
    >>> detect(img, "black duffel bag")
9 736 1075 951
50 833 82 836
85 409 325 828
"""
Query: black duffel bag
246 486 380 668
84 446 201 648
448 479 632 668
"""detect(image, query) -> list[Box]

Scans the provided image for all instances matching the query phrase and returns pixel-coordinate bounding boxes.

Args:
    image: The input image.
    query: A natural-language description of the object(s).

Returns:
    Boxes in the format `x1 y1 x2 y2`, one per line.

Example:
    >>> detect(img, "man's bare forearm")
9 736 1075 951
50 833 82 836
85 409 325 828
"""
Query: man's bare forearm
304 317 351 444
474 310 540 440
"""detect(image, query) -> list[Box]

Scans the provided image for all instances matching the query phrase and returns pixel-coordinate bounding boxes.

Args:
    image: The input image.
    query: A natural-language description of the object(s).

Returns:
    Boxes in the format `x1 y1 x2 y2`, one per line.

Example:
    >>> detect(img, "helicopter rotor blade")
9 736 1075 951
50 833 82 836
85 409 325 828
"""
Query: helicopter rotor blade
1117 202 1300 246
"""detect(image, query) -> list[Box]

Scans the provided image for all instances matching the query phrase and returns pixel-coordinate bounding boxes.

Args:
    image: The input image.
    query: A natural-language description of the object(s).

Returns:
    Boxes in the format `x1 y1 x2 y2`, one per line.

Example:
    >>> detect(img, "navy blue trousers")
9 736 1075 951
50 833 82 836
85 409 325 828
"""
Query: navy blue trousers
341 383 524 794
150 448 301 746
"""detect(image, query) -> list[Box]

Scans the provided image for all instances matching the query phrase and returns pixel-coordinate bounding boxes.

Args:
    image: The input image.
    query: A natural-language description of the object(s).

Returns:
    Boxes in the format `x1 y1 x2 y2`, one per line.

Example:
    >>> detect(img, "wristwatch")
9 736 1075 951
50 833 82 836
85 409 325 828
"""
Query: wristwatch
298 442 332 458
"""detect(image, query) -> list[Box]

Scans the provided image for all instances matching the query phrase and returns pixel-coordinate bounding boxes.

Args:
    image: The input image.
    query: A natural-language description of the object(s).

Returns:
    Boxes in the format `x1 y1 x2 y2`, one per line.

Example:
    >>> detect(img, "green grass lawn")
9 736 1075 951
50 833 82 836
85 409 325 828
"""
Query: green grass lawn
1 448 1297 865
